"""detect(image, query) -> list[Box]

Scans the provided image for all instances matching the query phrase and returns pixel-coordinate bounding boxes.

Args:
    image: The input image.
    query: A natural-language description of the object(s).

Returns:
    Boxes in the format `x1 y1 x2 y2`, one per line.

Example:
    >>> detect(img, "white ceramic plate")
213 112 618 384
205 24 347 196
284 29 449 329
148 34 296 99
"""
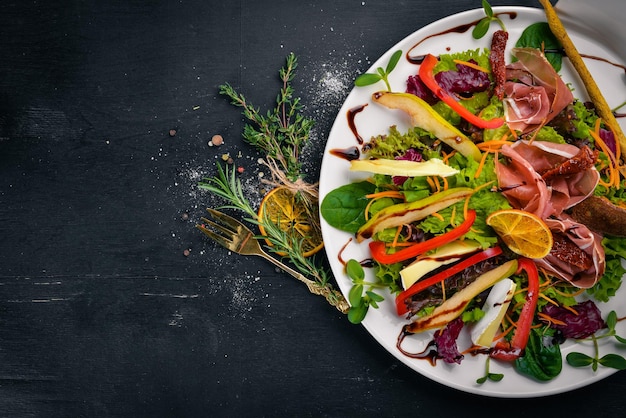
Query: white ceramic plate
319 6 626 397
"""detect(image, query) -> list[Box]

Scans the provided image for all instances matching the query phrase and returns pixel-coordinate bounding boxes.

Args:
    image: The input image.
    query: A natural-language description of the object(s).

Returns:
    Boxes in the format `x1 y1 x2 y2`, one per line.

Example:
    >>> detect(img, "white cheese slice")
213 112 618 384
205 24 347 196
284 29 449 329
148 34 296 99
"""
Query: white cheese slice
470 278 517 348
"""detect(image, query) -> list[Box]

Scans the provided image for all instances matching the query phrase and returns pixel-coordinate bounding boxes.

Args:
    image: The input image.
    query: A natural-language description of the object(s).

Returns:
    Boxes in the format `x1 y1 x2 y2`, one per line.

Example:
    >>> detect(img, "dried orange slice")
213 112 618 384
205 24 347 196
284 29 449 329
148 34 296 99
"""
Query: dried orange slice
258 186 324 257
486 209 553 259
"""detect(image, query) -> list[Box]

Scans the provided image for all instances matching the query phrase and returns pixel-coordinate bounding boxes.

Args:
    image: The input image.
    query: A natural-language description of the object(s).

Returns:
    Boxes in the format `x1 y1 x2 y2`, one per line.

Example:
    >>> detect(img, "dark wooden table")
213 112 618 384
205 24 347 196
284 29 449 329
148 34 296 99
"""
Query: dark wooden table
1 0 625 416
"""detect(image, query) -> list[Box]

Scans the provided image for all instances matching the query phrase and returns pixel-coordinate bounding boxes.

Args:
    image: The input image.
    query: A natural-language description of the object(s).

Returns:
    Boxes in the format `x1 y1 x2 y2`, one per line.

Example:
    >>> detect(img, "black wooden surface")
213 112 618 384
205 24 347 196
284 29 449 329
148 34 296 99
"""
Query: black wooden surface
1 0 625 417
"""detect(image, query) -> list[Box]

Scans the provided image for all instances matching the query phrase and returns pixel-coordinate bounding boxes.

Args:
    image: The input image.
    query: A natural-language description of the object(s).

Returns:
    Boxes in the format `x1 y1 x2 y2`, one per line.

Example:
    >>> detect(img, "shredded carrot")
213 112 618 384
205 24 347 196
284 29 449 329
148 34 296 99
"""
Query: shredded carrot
450 205 457 226
550 286 585 299
477 139 513 151
441 175 449 191
430 212 444 222
474 151 490 179
463 197 470 219
537 312 567 327
494 324 516 341
365 190 405 200
504 312 518 329
598 177 613 188
474 180 495 193
539 293 560 307
426 176 437 193
563 305 579 315
391 225 403 247
363 191 406 221
591 119 621 188
452 59 489 73
442 150 456 164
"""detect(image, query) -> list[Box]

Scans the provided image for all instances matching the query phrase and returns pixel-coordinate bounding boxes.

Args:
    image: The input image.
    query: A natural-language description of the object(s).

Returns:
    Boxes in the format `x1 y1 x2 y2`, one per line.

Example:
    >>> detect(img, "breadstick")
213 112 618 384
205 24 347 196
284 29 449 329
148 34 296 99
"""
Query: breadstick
538 0 626 159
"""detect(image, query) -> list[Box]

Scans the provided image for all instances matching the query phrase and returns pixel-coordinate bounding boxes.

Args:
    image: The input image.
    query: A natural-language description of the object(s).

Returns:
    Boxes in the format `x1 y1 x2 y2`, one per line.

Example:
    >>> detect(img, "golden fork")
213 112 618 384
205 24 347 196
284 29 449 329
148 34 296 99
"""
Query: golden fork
197 208 349 313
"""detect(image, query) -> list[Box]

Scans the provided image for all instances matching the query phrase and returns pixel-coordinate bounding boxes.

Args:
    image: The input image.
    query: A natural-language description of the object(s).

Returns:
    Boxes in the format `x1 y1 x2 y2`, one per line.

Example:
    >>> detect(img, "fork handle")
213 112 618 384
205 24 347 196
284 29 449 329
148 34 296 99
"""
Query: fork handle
257 253 350 314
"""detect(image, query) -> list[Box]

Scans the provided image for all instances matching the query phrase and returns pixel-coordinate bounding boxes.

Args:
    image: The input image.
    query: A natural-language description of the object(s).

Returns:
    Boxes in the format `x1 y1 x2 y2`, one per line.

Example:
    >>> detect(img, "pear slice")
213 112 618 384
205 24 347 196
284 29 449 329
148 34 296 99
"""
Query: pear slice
372 91 482 162
400 240 482 290
350 158 459 177
356 187 472 242
404 260 518 334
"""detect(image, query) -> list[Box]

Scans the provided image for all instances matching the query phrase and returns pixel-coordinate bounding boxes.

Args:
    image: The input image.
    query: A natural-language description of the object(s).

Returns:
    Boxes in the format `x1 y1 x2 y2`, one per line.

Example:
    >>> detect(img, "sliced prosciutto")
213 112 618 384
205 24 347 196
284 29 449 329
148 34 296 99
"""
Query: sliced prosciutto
503 48 574 133
534 215 605 288
495 140 599 219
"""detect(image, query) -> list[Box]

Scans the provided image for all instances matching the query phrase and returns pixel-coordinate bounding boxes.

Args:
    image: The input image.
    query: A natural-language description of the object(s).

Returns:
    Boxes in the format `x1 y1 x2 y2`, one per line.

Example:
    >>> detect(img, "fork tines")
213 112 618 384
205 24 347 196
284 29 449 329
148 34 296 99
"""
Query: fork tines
197 208 251 251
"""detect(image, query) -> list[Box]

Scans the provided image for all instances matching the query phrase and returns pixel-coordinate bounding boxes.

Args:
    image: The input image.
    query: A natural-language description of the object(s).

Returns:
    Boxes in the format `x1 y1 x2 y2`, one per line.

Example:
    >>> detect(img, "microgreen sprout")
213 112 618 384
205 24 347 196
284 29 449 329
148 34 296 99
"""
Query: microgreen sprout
345 259 386 324
476 357 504 384
472 0 506 39
566 310 626 371
354 49 403 91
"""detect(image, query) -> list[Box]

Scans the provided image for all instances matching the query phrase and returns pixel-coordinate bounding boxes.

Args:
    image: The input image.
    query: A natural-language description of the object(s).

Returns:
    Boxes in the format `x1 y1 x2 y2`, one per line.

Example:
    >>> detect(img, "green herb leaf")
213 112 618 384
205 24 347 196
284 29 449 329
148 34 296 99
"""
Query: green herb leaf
346 259 365 281
488 373 504 382
348 284 364 307
354 50 402 91
472 18 491 39
348 304 368 324
385 49 403 74
366 290 385 303
354 73 382 87
476 376 488 384
606 310 618 331
482 0 493 17
599 354 626 370
472 1 506 39
566 352 595 368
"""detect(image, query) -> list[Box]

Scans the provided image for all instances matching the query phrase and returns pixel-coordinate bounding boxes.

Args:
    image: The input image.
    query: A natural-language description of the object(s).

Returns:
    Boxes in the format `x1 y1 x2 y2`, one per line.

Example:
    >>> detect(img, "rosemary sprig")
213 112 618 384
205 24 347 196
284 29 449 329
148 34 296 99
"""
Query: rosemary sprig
198 163 345 310
219 53 314 182
197 162 256 218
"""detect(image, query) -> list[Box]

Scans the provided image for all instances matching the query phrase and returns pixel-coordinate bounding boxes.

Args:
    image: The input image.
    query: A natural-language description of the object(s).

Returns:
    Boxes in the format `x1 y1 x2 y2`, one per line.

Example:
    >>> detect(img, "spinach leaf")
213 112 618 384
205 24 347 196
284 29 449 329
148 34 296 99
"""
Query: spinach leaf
515 22 563 72
320 181 376 233
515 328 562 381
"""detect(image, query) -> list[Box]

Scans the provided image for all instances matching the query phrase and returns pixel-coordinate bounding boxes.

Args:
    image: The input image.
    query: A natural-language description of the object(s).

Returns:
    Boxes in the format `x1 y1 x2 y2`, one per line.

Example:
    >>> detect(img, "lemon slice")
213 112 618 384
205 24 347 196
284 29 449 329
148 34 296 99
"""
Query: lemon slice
486 209 553 259
258 186 324 257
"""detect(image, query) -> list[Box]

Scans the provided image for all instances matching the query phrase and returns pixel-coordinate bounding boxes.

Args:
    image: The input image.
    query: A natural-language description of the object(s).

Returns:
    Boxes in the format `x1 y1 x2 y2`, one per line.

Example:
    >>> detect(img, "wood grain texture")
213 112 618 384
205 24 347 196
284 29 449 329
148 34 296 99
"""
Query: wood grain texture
1 0 625 417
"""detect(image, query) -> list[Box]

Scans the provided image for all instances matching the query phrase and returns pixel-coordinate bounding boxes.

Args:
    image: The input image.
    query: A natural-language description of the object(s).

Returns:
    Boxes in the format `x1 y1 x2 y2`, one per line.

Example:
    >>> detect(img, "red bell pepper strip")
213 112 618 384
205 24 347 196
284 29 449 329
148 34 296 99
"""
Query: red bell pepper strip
418 54 505 130
369 209 477 265
395 245 503 316
490 258 540 362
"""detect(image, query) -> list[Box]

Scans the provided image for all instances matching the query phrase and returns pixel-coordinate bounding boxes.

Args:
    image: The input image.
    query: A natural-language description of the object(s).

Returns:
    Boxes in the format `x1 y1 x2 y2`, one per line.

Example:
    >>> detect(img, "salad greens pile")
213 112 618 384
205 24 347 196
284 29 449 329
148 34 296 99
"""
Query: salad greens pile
321 6 626 383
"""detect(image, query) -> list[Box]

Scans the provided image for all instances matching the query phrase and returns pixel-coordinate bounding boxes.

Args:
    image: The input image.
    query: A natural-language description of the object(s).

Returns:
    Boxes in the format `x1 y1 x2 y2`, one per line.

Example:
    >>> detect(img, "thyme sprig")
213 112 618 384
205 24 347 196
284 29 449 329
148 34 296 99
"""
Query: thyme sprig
219 53 314 182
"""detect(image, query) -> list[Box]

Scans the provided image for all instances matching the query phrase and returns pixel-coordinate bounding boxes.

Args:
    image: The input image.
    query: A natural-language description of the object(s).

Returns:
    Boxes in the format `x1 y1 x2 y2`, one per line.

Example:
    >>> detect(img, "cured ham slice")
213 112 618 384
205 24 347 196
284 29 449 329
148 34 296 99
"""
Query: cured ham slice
495 141 599 219
496 143 553 219
495 140 603 288
534 216 605 288
503 48 574 133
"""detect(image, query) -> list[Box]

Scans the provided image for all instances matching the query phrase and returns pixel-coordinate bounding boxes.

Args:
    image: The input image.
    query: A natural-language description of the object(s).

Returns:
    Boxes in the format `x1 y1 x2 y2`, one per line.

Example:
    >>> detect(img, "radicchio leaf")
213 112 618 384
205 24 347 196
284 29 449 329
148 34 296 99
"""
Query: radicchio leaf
433 317 465 364
542 300 606 339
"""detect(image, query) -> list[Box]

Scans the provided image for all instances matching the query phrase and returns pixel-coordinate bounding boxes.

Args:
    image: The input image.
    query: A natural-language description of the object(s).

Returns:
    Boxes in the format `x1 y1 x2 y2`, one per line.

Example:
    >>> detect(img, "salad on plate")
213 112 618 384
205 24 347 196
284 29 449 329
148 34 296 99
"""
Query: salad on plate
320 2 626 388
